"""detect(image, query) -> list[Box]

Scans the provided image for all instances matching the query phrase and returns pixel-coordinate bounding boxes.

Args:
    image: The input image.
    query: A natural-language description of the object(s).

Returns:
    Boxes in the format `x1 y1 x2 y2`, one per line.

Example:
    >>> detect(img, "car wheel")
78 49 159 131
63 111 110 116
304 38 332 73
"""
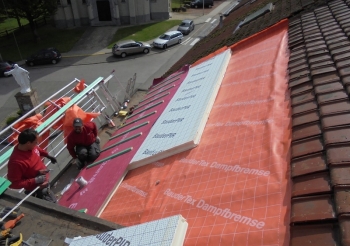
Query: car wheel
178 39 182 44
143 48 150 54
121 52 127 58
29 62 34 66
52 59 57 64
163 44 167 49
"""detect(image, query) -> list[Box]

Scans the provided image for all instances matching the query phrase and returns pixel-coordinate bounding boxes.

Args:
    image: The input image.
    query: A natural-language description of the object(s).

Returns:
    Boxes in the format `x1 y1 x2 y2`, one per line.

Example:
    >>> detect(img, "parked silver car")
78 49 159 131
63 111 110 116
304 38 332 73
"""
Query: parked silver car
112 40 151 58
153 31 183 49
177 20 195 35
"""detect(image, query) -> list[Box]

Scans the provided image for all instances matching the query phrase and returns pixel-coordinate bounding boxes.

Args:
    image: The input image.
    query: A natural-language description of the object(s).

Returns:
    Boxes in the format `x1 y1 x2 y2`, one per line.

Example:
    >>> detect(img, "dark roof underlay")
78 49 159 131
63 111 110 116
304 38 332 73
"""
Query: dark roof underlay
165 0 326 77
288 0 350 245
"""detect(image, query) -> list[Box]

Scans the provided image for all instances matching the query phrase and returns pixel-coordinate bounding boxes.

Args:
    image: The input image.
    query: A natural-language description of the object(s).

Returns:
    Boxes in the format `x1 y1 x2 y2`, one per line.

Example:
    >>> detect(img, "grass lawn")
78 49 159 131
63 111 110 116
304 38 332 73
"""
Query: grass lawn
0 20 86 62
0 16 29 33
107 20 182 48
171 0 182 8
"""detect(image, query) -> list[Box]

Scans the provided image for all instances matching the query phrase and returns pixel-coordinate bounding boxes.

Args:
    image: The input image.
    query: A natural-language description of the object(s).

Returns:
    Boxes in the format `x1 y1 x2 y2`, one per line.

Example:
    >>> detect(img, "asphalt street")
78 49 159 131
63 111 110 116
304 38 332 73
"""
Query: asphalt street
0 0 234 125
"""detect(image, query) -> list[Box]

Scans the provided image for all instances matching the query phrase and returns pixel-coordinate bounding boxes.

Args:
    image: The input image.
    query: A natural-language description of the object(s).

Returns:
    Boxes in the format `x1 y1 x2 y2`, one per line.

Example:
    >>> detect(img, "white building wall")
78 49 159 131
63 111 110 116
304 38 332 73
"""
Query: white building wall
54 0 168 28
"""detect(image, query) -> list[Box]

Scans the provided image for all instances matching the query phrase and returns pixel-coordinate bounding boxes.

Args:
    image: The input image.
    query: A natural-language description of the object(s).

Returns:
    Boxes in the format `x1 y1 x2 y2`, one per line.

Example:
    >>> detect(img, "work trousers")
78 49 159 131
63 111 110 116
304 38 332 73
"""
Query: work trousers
75 142 101 167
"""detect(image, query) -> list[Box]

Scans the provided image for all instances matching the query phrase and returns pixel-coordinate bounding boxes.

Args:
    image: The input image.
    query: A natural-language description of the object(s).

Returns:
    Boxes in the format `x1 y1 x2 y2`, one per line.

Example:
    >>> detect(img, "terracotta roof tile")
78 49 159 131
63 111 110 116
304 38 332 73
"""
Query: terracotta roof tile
308 54 332 64
292 100 318 115
330 165 350 186
317 90 348 104
290 81 313 96
311 66 337 78
289 75 312 88
324 127 350 145
287 0 350 242
314 81 343 94
319 100 350 116
343 75 350 85
331 46 350 57
291 194 336 222
289 58 308 69
292 171 331 197
313 72 340 86
291 152 328 177
293 110 320 127
333 51 350 62
339 215 350 245
290 223 339 246
325 36 348 46
336 59 350 69
327 145 350 165
291 90 315 106
321 113 350 129
292 122 322 141
291 136 324 158
334 187 350 214
310 60 336 70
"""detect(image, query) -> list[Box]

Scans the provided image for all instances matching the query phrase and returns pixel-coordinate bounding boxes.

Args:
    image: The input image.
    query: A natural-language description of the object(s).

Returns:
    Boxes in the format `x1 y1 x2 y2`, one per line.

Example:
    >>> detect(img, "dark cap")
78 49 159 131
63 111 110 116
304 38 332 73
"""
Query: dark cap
73 118 83 127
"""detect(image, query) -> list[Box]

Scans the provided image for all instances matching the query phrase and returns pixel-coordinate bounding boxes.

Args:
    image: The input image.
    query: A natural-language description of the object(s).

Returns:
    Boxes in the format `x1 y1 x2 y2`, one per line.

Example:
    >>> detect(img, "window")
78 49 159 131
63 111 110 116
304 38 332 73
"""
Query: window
82 0 86 3
57 0 61 5
121 0 126 2
67 0 71 5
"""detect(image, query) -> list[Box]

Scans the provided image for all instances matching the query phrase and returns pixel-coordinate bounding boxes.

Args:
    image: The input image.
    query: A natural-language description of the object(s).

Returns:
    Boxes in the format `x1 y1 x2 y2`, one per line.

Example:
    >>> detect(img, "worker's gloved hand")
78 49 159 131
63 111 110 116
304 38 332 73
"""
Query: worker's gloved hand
39 181 49 189
37 169 50 175
95 136 100 144
35 175 47 184
47 155 57 164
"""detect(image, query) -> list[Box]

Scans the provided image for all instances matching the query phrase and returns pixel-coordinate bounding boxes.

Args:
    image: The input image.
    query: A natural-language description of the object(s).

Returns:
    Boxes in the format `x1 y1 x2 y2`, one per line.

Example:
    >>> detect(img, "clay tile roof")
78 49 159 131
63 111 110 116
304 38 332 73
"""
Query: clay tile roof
288 0 350 244
165 0 350 243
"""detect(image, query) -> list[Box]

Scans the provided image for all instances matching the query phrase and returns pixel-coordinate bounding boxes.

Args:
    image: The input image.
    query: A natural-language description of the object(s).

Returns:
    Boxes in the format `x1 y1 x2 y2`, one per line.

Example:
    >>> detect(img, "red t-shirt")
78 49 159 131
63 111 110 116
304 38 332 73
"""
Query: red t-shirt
66 122 98 158
7 145 49 191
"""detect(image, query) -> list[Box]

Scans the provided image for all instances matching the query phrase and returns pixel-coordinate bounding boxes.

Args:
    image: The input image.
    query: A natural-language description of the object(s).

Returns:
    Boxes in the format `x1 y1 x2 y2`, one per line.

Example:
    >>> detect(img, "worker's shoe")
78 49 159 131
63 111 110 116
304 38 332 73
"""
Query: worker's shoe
76 160 87 170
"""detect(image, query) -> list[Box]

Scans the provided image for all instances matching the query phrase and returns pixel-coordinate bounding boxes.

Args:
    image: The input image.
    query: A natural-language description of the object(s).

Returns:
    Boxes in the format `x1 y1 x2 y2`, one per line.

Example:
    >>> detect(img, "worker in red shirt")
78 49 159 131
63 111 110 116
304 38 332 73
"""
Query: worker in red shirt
66 118 101 170
7 129 58 202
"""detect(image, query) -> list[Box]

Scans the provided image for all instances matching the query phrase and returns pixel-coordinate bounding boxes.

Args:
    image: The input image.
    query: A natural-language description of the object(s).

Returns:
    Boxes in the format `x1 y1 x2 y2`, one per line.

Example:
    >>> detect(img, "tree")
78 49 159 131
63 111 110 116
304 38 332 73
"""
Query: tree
2 0 58 42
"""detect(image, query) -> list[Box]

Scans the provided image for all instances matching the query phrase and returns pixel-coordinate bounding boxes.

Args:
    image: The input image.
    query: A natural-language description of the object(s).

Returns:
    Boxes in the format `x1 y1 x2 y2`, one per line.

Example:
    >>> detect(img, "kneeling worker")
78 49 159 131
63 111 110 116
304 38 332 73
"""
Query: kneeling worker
67 118 101 170
7 129 58 202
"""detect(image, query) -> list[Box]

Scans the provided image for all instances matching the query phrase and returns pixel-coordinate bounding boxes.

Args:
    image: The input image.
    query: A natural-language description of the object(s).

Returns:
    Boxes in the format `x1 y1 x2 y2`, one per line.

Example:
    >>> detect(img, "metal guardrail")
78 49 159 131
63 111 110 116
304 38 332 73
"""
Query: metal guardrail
0 71 137 191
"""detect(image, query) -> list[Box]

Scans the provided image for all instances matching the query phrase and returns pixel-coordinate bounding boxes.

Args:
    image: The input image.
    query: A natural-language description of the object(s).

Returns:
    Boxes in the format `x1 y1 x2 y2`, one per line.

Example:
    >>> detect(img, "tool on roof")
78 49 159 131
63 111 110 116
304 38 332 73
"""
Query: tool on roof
2 214 24 230
104 113 116 128
9 233 22 246
0 208 20 220
0 229 11 240
1 233 22 246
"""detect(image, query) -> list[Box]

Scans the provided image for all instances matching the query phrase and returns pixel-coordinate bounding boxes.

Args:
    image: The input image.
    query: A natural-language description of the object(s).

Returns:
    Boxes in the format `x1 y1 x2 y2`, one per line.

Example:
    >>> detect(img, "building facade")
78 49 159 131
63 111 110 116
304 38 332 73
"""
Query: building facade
54 0 170 28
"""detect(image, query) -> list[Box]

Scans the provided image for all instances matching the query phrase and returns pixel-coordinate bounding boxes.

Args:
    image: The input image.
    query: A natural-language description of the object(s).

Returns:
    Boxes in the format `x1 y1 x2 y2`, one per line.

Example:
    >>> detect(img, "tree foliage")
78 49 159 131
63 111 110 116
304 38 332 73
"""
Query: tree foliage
2 0 58 41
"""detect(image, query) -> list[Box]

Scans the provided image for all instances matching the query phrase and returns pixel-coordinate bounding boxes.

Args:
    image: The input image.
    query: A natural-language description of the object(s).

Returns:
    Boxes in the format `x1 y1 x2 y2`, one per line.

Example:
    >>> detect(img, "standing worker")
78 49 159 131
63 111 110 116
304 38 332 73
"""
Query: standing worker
66 118 100 170
7 129 58 202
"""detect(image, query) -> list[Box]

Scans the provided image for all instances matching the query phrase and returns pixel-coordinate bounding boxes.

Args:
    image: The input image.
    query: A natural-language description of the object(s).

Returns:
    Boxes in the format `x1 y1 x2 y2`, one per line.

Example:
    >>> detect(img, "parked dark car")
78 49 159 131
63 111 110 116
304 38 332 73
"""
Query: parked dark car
25 48 62 66
0 61 14 77
177 20 195 35
190 0 214 8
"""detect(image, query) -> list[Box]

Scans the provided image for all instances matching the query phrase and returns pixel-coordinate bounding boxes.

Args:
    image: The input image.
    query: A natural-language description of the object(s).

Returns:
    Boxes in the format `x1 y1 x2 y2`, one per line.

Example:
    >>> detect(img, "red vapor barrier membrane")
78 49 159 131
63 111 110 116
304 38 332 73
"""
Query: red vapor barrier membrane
58 66 189 215
101 19 291 246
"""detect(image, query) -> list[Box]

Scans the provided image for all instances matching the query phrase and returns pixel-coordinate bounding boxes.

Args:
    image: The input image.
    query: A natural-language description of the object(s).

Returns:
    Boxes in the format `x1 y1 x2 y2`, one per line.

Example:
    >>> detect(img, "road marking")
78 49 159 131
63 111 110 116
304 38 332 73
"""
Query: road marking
211 19 217 24
205 18 211 22
190 38 200 46
182 38 193 45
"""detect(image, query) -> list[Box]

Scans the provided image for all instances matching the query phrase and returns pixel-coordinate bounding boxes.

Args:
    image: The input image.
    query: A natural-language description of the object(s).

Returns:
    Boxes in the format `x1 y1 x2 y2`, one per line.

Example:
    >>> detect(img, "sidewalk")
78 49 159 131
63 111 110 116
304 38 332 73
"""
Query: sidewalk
62 0 233 58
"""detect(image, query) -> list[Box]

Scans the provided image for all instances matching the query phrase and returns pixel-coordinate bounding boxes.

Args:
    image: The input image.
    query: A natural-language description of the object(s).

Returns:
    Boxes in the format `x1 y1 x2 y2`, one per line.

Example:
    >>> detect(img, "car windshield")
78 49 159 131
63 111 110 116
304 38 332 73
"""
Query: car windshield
180 22 190 27
159 34 170 40
136 41 142 45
